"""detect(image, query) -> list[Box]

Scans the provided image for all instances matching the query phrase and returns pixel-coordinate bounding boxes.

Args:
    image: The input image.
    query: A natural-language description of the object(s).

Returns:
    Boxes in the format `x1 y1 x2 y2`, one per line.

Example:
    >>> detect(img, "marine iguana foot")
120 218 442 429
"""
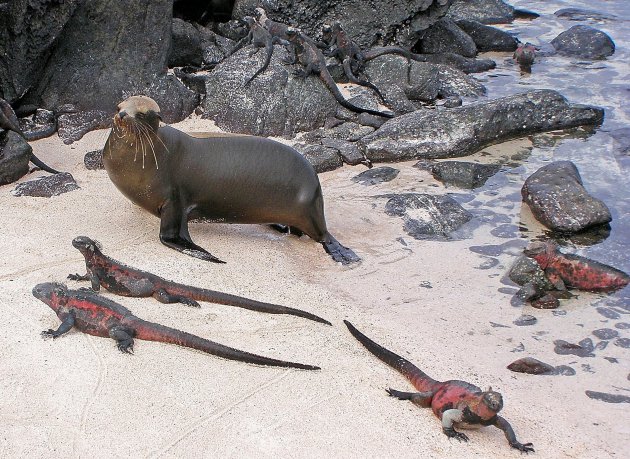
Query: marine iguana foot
67 273 90 281
511 442 534 453
153 289 201 308
292 69 309 79
41 329 61 339
443 427 469 442
386 388 414 400
322 233 360 265
109 326 134 354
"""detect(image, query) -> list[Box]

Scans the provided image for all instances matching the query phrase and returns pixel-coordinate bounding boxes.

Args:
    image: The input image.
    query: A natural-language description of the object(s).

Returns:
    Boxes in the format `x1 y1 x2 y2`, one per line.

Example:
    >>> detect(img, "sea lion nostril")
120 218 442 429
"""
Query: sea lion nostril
119 111 127 119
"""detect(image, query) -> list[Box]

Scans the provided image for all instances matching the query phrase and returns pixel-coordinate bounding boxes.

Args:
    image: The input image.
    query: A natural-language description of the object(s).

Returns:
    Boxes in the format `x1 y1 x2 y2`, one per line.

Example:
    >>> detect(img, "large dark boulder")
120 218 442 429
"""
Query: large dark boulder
551 25 615 60
521 161 612 233
0 0 82 104
359 90 604 162
169 18 204 67
362 55 485 115
12 171 79 197
419 18 477 57
417 160 501 188
0 130 31 185
203 45 348 136
22 0 198 124
233 0 453 48
456 20 518 52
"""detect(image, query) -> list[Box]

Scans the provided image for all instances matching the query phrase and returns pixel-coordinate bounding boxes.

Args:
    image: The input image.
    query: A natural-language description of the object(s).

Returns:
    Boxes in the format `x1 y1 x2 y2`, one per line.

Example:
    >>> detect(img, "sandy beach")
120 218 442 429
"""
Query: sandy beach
0 116 628 458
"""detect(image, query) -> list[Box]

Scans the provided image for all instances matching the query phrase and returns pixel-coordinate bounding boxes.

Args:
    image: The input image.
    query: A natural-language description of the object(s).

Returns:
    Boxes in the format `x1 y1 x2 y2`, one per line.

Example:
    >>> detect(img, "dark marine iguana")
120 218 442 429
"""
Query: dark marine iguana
33 282 319 370
285 28 394 119
344 321 534 452
0 97 60 174
240 16 291 85
68 236 331 325
523 241 629 293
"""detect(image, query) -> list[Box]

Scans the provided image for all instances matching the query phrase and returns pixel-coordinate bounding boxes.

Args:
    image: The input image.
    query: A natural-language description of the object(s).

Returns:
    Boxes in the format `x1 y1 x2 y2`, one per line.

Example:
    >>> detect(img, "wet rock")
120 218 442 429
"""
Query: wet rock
420 18 478 58
597 307 621 320
360 90 604 162
531 294 560 310
507 357 556 375
555 366 576 376
615 322 630 330
551 25 615 60
293 143 342 173
57 110 111 145
513 315 537 326
522 161 612 233
203 46 341 137
615 338 630 349
455 20 518 52
12 172 79 197
447 0 517 24
169 18 203 67
554 338 595 357
592 329 619 340
353 167 400 185
22 1 198 125
554 9 617 23
0 0 82 104
233 0 452 49
507 256 555 289
384 193 473 240
442 97 462 108
84 150 104 170
420 53 496 74
585 391 630 404
610 128 630 156
0 131 31 185
419 161 501 189
490 224 518 239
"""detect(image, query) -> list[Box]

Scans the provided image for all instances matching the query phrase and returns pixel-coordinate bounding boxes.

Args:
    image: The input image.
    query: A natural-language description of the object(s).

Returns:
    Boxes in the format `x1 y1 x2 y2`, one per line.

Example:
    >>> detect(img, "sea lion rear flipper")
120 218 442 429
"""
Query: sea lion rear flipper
322 232 360 265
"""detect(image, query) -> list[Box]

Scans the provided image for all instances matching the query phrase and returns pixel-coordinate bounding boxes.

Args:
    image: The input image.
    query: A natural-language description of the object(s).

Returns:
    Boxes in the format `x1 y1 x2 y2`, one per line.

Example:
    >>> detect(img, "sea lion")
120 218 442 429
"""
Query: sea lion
103 95 360 265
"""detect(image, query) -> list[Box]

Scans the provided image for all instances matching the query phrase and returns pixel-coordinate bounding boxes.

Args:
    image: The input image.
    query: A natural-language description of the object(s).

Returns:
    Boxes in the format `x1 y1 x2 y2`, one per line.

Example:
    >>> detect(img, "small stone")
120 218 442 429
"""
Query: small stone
614 338 630 349
507 357 555 375
585 391 630 404
531 294 560 309
513 315 537 326
592 328 618 340
352 166 400 185
84 150 104 170
12 172 79 197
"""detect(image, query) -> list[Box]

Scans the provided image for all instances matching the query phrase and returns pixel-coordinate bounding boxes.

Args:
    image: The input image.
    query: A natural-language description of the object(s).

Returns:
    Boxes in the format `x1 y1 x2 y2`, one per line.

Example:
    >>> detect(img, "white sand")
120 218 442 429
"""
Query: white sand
1 121 628 458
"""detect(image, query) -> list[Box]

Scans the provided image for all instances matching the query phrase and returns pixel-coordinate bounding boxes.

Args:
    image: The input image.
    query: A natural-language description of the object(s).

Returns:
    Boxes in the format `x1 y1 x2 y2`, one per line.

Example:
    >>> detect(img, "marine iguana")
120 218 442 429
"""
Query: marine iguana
285 28 394 119
33 282 319 370
0 97 59 174
344 320 534 452
513 43 536 73
523 241 629 292
240 16 291 85
68 236 331 325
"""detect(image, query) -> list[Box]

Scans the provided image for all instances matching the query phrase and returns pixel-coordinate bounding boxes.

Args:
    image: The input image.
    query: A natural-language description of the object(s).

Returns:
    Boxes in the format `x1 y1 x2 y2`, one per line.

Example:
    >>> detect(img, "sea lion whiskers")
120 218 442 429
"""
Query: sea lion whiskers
134 119 160 169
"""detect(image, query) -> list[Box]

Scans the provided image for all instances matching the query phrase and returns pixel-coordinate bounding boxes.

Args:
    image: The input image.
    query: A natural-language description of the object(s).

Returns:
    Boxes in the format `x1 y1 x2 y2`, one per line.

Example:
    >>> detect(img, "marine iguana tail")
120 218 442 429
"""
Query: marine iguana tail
33 282 320 370
0 98 60 174
68 236 331 325
344 320 534 452
241 16 290 86
286 29 393 119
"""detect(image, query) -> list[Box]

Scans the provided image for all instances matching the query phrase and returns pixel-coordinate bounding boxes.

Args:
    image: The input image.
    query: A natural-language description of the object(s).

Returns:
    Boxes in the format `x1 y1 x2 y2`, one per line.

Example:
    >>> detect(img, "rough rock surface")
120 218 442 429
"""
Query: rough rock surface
12 172 79 197
0 0 82 104
57 110 112 145
353 167 400 185
456 20 518 52
84 150 104 170
446 0 516 24
551 25 615 60
384 193 472 240
293 143 343 173
22 0 198 124
0 131 31 185
416 160 501 188
169 18 203 68
360 90 604 162
233 0 453 49
507 357 557 375
521 161 612 233
419 18 478 57
203 46 341 136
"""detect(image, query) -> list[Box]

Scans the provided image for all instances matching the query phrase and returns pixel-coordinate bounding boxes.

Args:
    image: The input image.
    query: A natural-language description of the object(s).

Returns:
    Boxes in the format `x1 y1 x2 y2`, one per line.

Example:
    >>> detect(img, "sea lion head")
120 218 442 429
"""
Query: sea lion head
114 95 161 134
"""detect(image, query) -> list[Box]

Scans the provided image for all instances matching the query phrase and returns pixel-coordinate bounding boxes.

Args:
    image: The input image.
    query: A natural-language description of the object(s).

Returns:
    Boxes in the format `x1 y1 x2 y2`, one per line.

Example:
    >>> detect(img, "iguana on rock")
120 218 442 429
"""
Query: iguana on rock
68 236 331 325
33 282 319 370
344 320 534 452
285 28 394 119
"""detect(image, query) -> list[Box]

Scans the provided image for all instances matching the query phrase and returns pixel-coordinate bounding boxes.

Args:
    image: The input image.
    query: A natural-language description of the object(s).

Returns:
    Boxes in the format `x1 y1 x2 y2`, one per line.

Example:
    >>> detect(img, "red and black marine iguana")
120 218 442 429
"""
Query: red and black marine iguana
344 321 534 452
33 282 319 370
68 236 331 325
285 28 394 119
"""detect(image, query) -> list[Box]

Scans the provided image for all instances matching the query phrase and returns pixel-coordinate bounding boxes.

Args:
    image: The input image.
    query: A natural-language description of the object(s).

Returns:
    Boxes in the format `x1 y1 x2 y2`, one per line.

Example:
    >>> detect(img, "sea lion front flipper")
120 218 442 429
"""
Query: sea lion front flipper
322 232 360 265
159 199 225 263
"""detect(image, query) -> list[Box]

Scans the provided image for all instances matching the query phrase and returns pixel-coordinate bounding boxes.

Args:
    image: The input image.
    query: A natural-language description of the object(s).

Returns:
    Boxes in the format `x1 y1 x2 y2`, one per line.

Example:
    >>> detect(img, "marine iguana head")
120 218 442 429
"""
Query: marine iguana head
243 16 256 27
523 241 557 269
72 236 103 258
32 282 68 311
0 97 24 136
481 388 504 413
